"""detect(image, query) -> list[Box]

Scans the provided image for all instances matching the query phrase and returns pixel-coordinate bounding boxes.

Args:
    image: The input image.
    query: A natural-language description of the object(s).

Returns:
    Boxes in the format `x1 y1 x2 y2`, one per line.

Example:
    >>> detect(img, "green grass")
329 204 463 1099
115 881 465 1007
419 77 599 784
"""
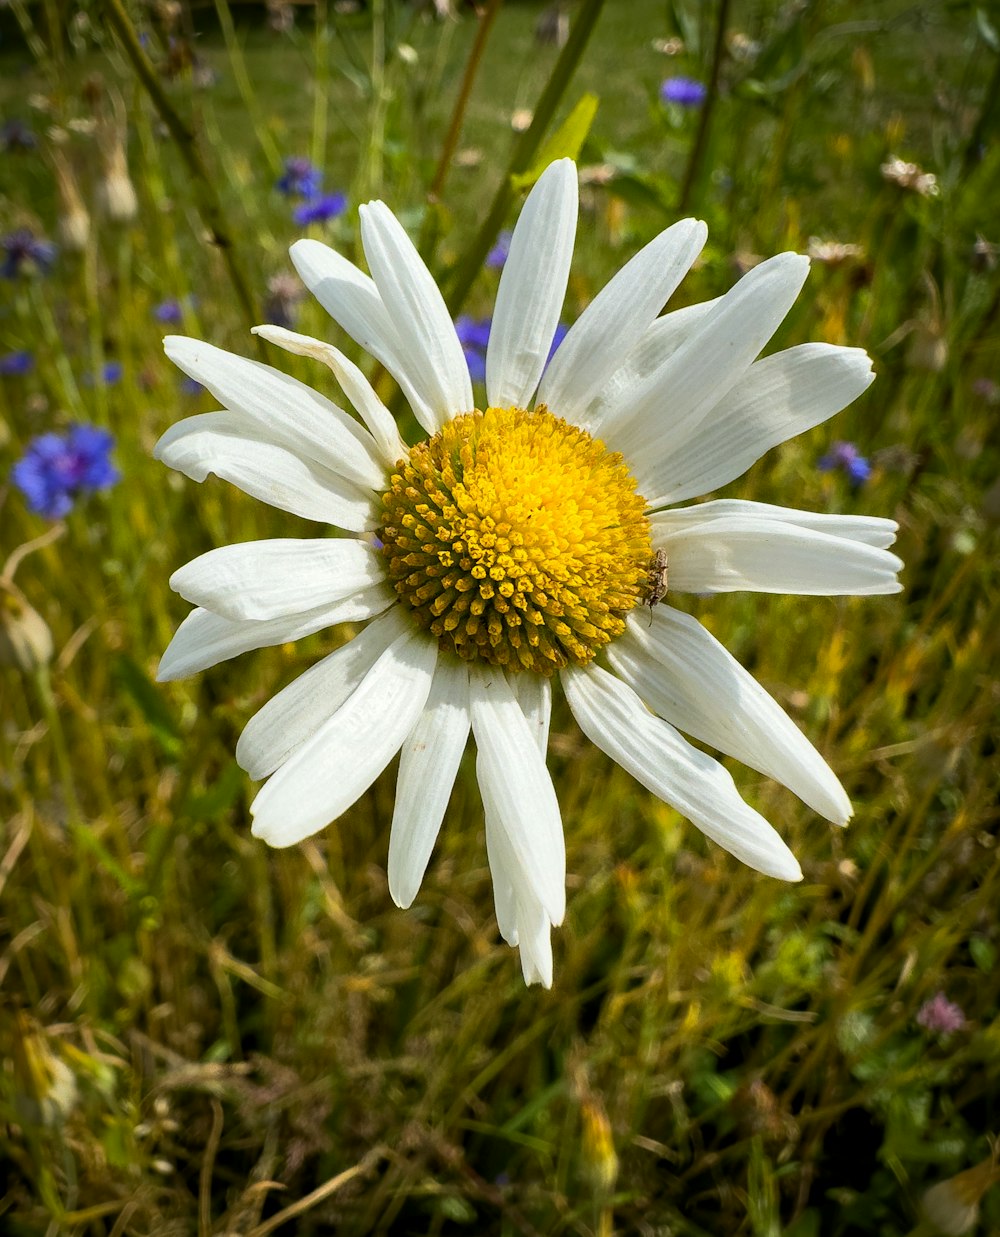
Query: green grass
1 1 999 1233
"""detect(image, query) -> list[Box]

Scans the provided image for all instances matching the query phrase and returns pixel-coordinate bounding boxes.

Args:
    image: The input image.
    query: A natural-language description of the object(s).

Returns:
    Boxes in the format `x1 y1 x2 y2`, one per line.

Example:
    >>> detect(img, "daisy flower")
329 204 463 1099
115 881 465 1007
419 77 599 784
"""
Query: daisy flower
156 159 902 987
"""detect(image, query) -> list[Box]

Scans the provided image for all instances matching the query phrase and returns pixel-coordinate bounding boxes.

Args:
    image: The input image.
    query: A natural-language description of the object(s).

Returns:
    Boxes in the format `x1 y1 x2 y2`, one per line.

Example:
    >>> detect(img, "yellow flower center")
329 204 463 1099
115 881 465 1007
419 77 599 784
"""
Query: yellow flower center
379 405 652 675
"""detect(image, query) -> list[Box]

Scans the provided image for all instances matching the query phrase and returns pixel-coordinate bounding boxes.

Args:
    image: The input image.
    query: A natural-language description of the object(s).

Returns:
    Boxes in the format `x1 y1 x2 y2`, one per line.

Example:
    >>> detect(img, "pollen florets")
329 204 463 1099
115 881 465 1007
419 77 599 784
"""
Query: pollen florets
380 405 652 675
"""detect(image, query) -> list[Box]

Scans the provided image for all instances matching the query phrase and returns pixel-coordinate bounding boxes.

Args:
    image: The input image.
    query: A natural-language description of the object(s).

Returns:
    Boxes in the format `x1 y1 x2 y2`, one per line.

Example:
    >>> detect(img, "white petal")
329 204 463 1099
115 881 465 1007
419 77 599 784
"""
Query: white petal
236 606 411 779
484 810 520 946
581 300 718 433
639 344 876 506
157 586 394 681
359 202 473 426
603 253 812 456
607 608 852 824
479 672 554 981
515 899 553 988
154 412 375 530
469 669 565 923
251 325 408 467
481 774 554 987
561 663 802 880
486 159 578 410
163 336 385 491
509 673 552 755
539 217 707 421
250 630 439 847
170 537 383 622
650 500 898 548
656 516 904 595
289 238 440 434
388 657 471 908
485 816 552 985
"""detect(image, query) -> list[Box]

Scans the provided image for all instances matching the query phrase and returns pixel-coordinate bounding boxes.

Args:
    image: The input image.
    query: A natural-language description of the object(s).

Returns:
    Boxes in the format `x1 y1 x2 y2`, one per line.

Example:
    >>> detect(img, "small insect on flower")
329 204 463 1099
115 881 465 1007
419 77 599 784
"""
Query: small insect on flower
642 549 669 624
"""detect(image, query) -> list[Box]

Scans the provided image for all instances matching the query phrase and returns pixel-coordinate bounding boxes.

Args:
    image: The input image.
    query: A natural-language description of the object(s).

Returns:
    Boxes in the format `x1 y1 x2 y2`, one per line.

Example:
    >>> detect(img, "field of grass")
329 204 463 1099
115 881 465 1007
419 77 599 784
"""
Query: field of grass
1 1 998 1233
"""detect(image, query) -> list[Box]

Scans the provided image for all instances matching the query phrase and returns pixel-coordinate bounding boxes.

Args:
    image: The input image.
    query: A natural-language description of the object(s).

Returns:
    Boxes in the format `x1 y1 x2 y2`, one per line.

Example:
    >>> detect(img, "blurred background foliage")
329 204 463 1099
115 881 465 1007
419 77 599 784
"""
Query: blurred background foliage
1 0 998 1233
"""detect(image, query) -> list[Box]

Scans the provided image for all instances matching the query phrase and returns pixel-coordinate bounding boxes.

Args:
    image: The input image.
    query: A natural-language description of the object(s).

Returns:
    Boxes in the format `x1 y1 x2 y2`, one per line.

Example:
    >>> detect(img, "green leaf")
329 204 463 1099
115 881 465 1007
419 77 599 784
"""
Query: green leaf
113 653 183 758
185 759 246 821
970 935 996 973
511 92 599 191
606 172 675 217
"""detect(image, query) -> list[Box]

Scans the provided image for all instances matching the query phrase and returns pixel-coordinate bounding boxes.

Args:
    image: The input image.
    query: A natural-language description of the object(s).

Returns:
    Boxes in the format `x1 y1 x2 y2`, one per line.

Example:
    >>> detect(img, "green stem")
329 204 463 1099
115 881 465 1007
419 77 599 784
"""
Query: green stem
32 663 141 898
963 45 1000 176
28 283 84 418
311 0 330 177
677 0 731 213
361 0 388 201
213 0 283 176
103 0 260 330
428 0 503 207
444 0 607 315
5 0 49 64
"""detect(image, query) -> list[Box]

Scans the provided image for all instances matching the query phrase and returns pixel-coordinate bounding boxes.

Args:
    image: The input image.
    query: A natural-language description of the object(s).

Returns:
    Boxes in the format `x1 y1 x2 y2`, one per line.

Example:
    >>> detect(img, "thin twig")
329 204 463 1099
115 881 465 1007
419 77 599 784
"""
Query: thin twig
428 0 503 205
245 1146 388 1237
3 522 66 582
199 1098 225 1237
444 0 607 314
103 0 260 329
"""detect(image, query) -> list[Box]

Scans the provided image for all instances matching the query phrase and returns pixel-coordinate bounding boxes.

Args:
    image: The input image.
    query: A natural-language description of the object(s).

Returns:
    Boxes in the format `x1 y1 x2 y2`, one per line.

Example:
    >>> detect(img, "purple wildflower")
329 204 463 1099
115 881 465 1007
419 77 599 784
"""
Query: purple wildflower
486 229 512 270
660 76 707 108
154 298 184 324
1 119 37 152
85 361 123 387
293 192 348 226
548 322 569 362
11 424 120 519
277 157 323 199
916 992 966 1035
2 228 57 278
455 317 567 383
455 315 491 383
180 376 204 395
818 441 871 486
0 351 34 376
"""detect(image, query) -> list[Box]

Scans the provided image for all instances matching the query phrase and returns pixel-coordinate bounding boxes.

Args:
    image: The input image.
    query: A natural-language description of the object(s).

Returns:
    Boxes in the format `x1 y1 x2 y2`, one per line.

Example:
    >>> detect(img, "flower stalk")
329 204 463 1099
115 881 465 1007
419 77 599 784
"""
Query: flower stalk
103 0 260 330
444 0 606 314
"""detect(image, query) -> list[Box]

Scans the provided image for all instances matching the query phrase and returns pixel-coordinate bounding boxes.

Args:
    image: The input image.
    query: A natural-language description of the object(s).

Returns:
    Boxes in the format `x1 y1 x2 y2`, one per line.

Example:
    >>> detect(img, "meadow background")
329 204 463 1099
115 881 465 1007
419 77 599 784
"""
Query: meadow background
1 0 998 1233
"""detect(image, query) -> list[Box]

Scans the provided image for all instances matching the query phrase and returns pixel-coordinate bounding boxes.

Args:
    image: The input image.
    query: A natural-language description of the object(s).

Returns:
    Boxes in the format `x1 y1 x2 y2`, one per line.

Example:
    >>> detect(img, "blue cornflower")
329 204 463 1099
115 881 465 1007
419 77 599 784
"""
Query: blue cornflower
486 229 512 270
0 350 34 376
277 157 323 199
818 441 871 486
11 424 120 519
455 317 568 383
293 192 348 226
154 298 183 324
455 315 492 383
660 76 707 108
2 228 57 278
85 361 124 387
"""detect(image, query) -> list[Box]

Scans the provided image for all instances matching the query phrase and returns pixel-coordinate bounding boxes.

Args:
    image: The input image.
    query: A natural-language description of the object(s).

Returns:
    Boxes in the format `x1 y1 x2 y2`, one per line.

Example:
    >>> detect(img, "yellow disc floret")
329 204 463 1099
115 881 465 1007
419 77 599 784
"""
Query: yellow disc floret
379 405 652 675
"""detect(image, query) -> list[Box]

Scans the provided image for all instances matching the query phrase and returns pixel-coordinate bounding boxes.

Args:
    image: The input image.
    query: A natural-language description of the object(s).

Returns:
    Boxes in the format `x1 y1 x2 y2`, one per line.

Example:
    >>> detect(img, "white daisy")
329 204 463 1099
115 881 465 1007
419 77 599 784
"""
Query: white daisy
156 159 902 988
